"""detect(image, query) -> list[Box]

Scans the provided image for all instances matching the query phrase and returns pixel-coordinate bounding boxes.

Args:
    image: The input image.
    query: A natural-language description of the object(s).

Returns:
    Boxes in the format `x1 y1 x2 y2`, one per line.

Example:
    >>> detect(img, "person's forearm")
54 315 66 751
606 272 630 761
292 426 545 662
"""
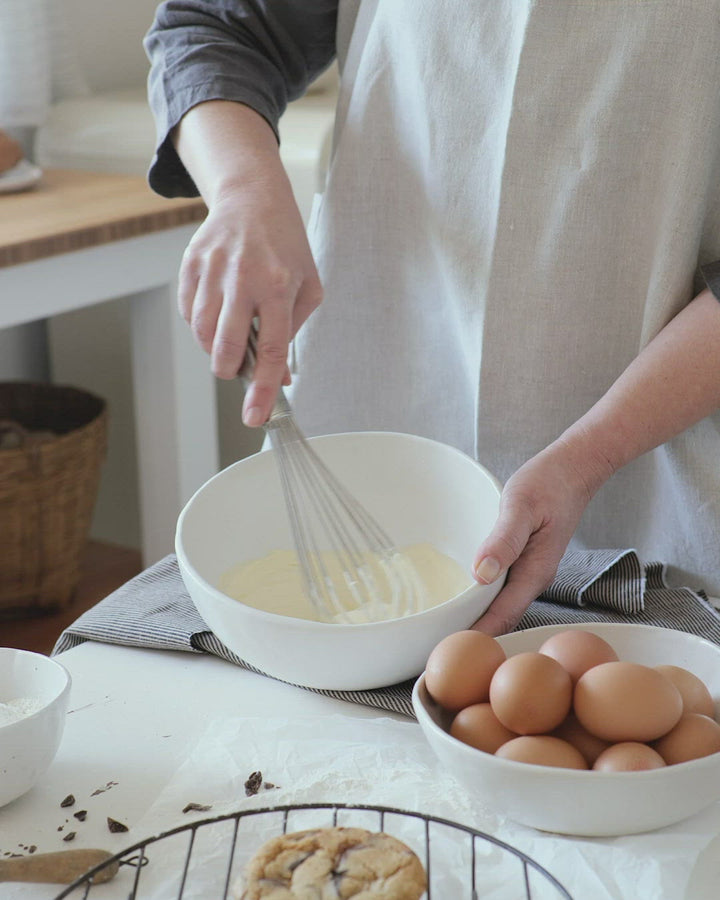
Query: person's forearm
172 100 289 206
471 288 720 631
557 288 720 488
168 97 322 414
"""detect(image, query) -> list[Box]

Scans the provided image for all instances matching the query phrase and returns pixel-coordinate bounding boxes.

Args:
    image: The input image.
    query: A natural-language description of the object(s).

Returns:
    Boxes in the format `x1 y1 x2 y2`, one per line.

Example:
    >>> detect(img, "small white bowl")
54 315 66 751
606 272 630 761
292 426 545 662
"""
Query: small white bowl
0 648 72 808
413 623 720 836
176 431 504 690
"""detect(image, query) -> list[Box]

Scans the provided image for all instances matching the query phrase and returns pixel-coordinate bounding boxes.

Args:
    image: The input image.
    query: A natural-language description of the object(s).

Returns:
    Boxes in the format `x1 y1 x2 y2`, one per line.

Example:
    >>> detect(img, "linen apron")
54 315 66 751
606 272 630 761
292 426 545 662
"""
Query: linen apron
288 0 720 596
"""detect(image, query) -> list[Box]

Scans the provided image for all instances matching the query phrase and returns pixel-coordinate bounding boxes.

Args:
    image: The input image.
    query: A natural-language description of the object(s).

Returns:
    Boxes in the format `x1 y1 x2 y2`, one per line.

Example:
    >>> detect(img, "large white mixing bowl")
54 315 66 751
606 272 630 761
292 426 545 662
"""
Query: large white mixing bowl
176 431 504 690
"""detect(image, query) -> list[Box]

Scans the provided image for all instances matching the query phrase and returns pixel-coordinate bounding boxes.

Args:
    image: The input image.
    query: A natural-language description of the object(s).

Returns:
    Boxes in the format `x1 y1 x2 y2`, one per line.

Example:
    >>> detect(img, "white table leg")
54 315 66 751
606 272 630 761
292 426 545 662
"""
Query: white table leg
130 281 219 565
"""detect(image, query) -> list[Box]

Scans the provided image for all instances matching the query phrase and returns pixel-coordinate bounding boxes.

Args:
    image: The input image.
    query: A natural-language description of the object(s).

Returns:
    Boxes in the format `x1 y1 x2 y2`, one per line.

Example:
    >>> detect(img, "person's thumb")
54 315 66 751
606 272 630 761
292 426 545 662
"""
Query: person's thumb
472 495 536 586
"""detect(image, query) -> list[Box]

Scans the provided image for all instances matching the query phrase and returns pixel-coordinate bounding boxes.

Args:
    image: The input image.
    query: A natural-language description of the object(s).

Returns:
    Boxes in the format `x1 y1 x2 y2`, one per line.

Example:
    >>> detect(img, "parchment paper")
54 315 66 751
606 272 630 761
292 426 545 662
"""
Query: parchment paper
53 715 720 900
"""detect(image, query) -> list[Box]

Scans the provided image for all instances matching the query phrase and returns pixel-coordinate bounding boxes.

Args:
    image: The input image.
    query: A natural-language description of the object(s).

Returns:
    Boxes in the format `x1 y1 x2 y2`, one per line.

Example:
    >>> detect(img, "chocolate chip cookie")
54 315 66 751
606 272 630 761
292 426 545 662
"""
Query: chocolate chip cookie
236 826 427 899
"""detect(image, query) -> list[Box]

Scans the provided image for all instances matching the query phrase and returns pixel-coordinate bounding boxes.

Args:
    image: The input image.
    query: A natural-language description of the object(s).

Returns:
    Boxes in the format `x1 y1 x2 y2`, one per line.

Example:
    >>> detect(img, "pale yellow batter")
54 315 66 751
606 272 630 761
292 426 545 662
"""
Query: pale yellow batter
218 542 471 623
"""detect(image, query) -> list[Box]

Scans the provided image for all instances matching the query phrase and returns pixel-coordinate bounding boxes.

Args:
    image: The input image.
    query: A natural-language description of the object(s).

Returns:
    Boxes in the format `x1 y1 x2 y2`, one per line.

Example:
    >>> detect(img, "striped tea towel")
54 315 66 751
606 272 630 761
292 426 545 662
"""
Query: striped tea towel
52 550 720 719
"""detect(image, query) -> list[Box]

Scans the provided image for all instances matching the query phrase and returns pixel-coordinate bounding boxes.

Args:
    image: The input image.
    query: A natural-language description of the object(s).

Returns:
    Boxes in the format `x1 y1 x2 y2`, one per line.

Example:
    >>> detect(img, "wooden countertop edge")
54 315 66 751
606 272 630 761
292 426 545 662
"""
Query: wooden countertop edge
0 203 207 269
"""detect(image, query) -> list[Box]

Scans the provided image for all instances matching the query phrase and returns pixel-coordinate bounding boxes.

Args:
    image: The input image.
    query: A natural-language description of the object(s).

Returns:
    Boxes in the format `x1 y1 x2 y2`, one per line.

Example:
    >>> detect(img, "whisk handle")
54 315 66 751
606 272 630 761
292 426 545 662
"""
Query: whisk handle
267 390 292 423
236 322 259 386
237 323 292 424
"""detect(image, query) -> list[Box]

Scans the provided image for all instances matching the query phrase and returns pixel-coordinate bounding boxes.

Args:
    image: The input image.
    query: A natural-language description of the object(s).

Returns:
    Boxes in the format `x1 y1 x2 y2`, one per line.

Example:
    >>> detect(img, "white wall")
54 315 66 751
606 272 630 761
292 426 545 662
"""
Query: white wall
65 0 154 92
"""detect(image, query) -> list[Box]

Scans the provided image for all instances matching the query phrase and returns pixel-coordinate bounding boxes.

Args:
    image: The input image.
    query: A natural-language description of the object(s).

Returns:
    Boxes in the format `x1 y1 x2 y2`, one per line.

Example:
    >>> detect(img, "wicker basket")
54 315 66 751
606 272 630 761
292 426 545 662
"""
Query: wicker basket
0 382 107 617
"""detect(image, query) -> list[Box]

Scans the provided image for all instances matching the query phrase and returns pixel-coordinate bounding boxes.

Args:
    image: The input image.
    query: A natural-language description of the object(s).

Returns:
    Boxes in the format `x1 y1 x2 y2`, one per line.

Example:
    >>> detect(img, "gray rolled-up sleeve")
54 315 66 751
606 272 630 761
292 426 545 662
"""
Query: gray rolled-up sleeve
144 0 339 197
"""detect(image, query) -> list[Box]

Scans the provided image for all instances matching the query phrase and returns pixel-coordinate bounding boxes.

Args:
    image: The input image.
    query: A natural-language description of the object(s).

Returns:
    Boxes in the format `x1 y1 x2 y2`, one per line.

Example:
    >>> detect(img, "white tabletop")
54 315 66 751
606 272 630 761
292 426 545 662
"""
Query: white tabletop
2 641 720 899
1 643 395 893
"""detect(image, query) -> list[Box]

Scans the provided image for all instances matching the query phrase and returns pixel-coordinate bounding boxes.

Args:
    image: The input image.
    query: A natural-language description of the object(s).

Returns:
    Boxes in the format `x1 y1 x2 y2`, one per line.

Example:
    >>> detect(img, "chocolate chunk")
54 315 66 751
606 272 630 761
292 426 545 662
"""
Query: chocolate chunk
62 832 76 843
182 803 212 814
244 771 263 796
74 810 87 822
91 781 119 797
60 794 75 808
107 818 129 833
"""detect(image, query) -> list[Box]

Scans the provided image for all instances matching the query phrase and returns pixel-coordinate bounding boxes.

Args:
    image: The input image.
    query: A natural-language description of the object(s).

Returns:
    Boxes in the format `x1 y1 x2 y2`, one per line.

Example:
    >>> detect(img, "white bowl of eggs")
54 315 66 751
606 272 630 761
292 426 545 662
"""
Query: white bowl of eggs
412 623 720 836
176 431 504 691
0 648 72 808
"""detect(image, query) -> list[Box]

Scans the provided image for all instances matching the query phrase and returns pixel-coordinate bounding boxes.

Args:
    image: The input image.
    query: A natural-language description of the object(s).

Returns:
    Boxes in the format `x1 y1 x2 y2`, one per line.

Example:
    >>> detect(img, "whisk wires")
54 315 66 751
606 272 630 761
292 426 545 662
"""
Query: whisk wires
239 324 427 624
265 394 426 623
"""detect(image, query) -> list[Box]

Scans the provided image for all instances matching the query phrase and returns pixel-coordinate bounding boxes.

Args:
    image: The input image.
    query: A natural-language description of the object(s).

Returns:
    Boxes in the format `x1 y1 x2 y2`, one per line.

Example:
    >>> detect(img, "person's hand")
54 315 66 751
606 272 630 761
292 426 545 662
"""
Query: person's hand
178 177 323 426
470 437 614 635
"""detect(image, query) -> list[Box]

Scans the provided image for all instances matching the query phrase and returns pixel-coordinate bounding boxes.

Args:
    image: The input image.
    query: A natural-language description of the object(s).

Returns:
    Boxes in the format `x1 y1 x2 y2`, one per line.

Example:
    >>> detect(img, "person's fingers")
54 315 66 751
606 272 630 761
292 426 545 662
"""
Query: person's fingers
211 299 251 380
211 261 254 380
186 252 226 355
470 546 558 636
175 187 323 421
240 259 321 424
470 486 565 635
276 271 323 390
472 493 537 587
242 300 295 427
177 248 200 325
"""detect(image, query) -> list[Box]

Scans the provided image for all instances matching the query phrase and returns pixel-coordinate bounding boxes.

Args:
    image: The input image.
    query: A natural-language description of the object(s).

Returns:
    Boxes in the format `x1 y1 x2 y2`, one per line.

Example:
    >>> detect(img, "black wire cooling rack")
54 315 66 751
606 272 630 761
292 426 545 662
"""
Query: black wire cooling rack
53 803 574 899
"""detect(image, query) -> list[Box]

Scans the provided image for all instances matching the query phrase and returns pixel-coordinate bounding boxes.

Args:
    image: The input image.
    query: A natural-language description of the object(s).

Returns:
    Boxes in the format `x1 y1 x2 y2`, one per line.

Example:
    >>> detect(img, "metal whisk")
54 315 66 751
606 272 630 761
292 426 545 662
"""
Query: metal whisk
238 326 427 624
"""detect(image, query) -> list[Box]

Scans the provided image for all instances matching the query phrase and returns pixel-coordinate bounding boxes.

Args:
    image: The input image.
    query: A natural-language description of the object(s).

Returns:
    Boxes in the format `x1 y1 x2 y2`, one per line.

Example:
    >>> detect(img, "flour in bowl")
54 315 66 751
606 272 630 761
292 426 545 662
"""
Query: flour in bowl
0 697 45 726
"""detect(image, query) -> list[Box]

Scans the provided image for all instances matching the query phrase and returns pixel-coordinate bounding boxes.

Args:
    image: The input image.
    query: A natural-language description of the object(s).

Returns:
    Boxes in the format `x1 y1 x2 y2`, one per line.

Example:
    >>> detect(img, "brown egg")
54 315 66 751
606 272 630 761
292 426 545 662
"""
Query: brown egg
449 702 517 754
552 712 611 766
425 630 506 711
653 713 720 765
654 665 715 718
495 735 588 769
574 661 683 742
592 742 666 772
489 652 573 734
539 629 618 683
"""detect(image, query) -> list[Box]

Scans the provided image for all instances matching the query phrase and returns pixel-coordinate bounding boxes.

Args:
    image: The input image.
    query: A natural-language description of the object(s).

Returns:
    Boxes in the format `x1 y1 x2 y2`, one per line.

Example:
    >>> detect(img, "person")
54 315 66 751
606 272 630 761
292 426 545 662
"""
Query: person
144 1 720 634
